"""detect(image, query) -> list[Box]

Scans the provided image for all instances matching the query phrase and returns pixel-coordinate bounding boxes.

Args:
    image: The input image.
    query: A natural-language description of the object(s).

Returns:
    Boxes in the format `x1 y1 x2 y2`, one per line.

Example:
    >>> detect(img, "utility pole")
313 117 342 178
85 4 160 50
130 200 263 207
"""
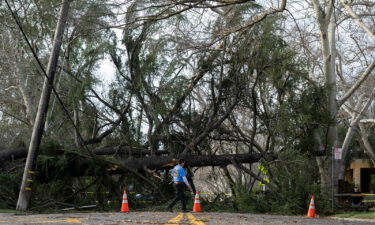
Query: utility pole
16 0 71 211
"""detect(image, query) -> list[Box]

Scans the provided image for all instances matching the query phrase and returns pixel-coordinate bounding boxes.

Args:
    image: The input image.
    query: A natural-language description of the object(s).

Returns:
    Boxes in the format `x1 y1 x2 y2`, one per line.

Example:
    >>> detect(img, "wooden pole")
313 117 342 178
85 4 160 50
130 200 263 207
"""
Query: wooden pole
16 0 71 211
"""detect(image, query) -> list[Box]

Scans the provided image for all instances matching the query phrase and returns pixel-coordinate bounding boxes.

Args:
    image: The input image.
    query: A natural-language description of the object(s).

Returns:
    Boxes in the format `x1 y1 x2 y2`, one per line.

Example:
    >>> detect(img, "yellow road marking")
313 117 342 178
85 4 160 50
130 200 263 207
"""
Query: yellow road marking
65 219 82 223
187 213 206 225
29 218 81 224
0 218 44 223
28 218 81 224
164 213 184 225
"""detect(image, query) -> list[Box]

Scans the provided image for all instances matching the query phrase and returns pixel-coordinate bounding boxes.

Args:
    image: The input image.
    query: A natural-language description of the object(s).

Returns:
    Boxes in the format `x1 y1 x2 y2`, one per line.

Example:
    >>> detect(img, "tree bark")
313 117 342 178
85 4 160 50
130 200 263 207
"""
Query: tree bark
311 0 337 198
56 153 266 178
338 60 375 107
16 0 71 211
0 148 29 162
314 130 331 191
337 95 374 180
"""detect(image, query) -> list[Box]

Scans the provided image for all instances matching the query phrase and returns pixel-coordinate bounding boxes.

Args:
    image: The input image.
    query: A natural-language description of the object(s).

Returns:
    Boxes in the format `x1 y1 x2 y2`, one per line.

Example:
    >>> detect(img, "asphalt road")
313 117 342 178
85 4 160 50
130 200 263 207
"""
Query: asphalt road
0 212 374 225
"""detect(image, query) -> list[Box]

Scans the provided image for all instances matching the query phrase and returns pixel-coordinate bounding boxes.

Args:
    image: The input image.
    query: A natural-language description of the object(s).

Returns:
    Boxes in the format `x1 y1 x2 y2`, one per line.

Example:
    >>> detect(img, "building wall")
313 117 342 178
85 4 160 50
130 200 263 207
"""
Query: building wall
349 159 372 192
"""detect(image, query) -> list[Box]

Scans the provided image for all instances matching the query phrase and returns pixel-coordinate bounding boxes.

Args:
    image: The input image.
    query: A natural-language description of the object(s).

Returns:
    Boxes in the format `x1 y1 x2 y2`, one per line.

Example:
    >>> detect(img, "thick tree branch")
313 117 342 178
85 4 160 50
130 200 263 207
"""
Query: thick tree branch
338 60 375 107
0 147 169 162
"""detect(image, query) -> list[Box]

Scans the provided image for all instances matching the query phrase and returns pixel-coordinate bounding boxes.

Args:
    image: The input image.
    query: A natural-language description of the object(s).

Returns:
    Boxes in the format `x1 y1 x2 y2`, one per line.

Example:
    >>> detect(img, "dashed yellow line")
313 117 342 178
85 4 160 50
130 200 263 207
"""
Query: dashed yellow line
164 213 184 225
187 213 206 225
29 218 81 224
0 218 43 223
0 213 206 225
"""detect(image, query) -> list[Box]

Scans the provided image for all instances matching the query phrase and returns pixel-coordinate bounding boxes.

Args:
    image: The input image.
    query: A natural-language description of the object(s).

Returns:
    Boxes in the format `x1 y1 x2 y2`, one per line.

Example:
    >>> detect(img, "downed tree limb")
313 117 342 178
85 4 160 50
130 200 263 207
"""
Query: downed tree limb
105 153 266 173
0 148 28 162
31 152 268 199
0 145 326 163
0 147 168 162
38 152 264 200
93 147 168 156
34 152 267 179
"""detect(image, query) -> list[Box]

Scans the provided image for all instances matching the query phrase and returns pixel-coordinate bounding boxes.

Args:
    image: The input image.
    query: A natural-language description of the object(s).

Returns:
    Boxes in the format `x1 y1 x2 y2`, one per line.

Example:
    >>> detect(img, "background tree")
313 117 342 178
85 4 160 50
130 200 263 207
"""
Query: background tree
1 0 374 214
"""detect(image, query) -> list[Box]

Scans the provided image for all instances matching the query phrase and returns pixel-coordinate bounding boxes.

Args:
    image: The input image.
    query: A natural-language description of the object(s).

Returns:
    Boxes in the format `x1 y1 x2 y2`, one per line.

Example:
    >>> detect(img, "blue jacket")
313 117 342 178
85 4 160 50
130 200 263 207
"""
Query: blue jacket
172 165 186 182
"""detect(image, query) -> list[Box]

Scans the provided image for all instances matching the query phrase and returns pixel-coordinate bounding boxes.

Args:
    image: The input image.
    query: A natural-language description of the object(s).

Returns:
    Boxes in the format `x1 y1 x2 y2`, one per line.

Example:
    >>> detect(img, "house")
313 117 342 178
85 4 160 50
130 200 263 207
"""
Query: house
344 159 375 193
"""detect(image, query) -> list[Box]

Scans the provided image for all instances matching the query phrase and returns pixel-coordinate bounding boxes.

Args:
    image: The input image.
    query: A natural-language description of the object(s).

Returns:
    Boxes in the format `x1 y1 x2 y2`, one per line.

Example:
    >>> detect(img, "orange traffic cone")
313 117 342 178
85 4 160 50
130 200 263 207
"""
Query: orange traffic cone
306 196 315 218
193 191 202 212
120 190 130 212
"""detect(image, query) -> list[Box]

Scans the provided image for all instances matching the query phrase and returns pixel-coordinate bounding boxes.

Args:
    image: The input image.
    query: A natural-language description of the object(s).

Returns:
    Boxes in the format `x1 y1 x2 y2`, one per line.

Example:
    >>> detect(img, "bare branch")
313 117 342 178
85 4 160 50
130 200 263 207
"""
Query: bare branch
339 0 375 41
338 60 375 107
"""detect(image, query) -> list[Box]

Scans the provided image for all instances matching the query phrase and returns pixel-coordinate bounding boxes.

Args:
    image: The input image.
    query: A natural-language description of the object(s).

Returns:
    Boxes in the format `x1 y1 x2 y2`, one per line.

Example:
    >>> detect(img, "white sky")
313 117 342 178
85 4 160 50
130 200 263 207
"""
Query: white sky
94 57 116 92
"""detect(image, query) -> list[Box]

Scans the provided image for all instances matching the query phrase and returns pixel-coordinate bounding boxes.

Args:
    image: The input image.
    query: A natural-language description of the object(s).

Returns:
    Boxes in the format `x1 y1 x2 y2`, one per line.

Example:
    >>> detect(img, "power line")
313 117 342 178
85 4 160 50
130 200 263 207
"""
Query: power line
4 0 96 158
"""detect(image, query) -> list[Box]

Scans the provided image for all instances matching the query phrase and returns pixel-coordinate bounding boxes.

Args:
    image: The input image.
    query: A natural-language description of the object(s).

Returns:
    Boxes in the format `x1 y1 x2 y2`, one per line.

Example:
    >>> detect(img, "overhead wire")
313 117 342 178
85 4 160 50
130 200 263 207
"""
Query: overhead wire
4 0 97 159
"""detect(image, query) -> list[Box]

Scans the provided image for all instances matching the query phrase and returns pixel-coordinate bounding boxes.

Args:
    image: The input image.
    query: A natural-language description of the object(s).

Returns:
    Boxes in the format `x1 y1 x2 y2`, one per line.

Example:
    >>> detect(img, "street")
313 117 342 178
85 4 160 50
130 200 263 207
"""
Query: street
0 212 374 225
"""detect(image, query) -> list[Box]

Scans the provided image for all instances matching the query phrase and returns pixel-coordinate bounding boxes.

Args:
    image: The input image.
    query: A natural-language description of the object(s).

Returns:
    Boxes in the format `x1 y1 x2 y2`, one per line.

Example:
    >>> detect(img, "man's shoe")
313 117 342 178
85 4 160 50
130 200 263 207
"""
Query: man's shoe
182 210 190 213
165 206 173 212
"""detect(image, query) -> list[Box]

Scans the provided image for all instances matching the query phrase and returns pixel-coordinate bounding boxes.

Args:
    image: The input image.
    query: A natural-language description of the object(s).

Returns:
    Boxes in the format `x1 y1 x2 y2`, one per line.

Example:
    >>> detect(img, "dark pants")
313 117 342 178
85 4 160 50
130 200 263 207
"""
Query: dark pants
168 183 186 211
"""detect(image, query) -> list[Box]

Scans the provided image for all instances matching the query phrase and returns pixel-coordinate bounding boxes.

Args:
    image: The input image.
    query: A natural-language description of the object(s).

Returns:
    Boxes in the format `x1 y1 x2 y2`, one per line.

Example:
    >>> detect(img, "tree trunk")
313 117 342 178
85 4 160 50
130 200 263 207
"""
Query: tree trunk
16 0 71 211
337 96 374 180
1 147 266 172
49 153 266 178
326 2 339 201
311 0 337 200
314 130 331 192
316 156 332 193
73 102 82 148
222 166 237 197
0 147 169 162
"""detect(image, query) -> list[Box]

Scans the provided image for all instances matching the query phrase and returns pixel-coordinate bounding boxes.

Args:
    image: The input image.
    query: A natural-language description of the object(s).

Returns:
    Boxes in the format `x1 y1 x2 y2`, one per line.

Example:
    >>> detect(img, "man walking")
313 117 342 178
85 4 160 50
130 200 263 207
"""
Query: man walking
166 159 193 212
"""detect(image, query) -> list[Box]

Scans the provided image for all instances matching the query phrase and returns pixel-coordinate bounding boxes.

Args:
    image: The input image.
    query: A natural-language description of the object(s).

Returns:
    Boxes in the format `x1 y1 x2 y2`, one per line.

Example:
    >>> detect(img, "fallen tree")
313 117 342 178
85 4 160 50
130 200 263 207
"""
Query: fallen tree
0 147 168 162
35 152 266 177
0 146 326 163
26 151 267 190
0 148 28 161
113 153 265 171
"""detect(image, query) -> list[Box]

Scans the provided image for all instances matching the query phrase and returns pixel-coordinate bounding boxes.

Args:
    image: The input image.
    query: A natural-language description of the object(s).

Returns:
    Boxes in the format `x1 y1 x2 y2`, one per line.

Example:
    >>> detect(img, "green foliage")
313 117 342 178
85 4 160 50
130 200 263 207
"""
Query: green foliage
253 149 332 215
282 86 331 155
201 149 332 215
0 170 22 209
25 141 170 211
0 0 346 215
